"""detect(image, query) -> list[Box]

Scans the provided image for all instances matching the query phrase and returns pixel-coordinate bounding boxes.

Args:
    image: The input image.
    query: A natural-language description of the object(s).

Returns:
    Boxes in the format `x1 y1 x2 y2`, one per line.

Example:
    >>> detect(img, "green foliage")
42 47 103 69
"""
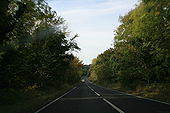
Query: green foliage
82 65 90 76
0 0 82 93
65 57 83 84
90 0 170 88
90 49 115 83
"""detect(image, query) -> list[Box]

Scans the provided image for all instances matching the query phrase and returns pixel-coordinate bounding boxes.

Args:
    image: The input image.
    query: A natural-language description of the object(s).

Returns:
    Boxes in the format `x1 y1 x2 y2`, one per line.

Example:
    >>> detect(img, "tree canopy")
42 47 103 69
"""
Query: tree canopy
0 0 83 90
90 0 170 88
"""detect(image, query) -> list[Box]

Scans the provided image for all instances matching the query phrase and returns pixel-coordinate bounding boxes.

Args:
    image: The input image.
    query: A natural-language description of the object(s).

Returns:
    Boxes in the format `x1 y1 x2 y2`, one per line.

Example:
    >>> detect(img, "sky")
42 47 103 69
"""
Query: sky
47 0 139 64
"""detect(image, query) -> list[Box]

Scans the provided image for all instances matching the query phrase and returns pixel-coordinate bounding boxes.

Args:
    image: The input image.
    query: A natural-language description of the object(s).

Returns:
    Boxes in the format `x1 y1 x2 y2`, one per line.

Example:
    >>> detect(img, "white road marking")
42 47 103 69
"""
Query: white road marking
94 91 101 96
61 97 102 100
114 89 170 106
137 96 170 106
90 83 170 106
87 84 125 113
34 87 76 113
87 84 94 92
103 98 125 113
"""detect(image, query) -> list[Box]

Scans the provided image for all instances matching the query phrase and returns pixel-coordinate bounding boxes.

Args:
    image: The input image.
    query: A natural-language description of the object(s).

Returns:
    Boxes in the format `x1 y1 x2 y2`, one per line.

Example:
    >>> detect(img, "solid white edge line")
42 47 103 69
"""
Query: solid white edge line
34 87 76 113
137 96 170 106
103 98 125 113
109 87 170 106
87 84 125 113
91 83 170 106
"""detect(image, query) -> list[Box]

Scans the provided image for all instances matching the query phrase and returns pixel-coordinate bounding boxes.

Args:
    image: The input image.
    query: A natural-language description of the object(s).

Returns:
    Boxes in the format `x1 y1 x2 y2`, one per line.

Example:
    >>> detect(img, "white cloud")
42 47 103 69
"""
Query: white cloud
58 0 138 17
47 0 139 64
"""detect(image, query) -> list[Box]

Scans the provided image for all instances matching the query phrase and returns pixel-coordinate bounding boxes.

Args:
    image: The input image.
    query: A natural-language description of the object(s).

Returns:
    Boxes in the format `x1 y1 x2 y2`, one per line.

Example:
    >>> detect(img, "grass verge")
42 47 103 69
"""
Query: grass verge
96 82 170 104
0 84 75 113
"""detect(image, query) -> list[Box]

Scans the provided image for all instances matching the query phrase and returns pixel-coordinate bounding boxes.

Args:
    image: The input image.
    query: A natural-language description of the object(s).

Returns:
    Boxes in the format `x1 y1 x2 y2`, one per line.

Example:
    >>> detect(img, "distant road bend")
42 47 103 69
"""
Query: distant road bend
35 79 170 113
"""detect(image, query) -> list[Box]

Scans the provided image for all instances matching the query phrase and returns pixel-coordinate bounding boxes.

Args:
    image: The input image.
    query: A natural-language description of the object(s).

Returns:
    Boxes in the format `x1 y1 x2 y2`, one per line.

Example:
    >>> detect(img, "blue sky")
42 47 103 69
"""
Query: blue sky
47 0 139 64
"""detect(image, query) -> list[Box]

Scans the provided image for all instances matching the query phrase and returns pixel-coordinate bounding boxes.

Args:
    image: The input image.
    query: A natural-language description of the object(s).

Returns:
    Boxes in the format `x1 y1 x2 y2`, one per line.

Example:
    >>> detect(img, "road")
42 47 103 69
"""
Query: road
35 80 170 113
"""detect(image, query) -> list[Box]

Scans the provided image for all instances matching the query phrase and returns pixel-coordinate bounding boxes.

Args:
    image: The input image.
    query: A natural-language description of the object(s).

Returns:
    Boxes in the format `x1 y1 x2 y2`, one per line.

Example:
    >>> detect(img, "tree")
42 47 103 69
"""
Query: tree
0 0 81 90
89 0 170 88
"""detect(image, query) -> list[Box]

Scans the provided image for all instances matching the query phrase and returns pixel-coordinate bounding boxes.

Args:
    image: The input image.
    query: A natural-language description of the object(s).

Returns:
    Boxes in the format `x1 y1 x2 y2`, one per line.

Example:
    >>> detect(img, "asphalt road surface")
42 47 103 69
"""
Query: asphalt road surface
35 80 170 113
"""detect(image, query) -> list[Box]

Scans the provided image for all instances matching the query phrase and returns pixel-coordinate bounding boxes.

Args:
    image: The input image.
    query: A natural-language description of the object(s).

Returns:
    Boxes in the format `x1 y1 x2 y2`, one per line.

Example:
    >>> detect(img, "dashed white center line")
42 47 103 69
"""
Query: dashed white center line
87 84 125 113
102 98 125 113
94 91 101 96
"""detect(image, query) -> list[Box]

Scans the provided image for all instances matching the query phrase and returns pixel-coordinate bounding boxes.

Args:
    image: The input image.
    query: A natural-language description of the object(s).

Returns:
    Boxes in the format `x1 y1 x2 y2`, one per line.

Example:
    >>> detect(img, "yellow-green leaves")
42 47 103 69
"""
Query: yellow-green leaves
90 0 170 88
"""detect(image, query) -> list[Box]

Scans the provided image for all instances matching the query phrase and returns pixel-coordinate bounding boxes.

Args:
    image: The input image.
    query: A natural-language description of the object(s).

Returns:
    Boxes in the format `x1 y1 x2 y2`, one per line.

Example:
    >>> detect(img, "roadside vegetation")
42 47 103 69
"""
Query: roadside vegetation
89 0 170 103
0 84 74 113
0 0 83 113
